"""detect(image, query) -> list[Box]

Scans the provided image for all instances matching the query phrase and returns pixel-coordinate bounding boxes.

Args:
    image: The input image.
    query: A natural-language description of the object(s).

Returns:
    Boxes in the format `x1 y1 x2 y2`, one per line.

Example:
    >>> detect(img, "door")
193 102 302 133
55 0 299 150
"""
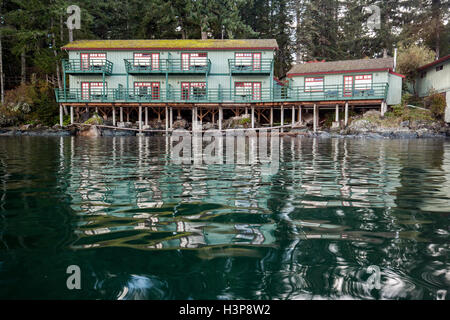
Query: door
344 76 353 97
253 82 261 100
80 53 89 71
151 82 160 99
151 53 160 70
81 82 90 100
181 82 190 99
252 53 261 70
181 53 190 71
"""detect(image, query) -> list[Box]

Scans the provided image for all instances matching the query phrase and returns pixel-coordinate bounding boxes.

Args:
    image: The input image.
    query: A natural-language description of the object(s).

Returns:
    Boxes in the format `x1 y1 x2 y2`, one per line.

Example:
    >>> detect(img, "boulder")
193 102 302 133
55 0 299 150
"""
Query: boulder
173 118 188 129
78 125 100 137
348 119 376 133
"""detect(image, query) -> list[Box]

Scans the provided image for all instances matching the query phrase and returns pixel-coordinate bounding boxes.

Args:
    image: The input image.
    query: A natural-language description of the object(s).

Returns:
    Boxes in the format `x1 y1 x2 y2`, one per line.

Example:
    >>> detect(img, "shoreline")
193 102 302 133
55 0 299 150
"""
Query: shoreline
1 124 449 139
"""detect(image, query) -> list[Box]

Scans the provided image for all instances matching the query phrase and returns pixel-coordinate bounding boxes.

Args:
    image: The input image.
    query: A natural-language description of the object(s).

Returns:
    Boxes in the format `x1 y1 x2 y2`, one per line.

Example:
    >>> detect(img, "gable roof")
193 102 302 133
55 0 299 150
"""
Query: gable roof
417 54 450 71
62 39 278 51
287 57 394 76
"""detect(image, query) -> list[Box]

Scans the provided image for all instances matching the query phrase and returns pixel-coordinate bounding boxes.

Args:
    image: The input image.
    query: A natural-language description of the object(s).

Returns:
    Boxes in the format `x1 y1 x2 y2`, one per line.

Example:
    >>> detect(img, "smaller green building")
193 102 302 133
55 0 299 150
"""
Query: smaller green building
415 54 450 123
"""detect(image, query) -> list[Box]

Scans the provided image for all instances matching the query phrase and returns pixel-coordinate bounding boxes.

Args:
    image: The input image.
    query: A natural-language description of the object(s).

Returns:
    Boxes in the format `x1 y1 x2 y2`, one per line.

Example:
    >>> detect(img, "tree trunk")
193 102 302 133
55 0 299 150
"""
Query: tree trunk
0 33 4 105
433 0 441 59
201 31 208 39
60 14 64 42
295 0 302 64
21 50 26 85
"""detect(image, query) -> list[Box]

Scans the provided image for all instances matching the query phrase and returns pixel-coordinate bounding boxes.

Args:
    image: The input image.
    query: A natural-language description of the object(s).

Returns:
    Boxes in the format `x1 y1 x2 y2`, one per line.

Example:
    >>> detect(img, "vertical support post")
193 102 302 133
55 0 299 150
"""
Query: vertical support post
165 105 169 132
381 102 385 117
345 102 349 126
70 106 74 124
298 106 302 123
280 105 284 132
291 105 295 126
59 104 63 126
251 106 255 128
169 107 173 129
138 104 142 132
112 105 116 127
120 107 123 123
270 107 273 127
145 107 148 126
313 104 318 132
335 104 339 122
218 106 223 131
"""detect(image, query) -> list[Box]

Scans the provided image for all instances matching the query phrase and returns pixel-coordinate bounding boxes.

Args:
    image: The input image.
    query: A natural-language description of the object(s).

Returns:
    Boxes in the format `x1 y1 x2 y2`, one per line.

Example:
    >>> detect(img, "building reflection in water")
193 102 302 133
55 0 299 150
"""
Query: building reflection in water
59 135 449 299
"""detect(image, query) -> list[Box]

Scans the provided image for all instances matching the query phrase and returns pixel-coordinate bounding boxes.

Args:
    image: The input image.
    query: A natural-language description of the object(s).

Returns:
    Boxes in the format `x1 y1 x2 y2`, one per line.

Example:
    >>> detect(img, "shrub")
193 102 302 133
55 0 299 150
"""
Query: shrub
239 117 251 125
424 90 446 120
84 113 104 125
1 82 59 126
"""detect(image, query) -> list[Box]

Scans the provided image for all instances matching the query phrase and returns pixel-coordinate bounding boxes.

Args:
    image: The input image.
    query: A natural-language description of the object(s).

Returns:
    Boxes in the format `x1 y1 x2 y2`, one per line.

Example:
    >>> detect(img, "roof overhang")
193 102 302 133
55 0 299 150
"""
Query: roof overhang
417 54 450 71
287 68 405 78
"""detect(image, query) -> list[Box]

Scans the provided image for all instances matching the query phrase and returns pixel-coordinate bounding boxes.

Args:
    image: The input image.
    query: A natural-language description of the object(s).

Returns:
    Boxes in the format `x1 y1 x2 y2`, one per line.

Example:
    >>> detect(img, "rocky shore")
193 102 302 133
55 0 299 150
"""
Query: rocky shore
1 111 449 139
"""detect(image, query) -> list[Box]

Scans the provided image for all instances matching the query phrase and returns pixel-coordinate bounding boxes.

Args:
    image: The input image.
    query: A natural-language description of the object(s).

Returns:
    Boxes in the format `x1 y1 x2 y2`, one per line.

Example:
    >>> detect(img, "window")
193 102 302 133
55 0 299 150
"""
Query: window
235 82 261 100
181 53 207 70
181 82 206 100
134 82 160 99
81 82 107 99
235 52 262 70
436 65 443 72
305 77 324 92
80 53 106 69
354 74 372 90
133 53 160 70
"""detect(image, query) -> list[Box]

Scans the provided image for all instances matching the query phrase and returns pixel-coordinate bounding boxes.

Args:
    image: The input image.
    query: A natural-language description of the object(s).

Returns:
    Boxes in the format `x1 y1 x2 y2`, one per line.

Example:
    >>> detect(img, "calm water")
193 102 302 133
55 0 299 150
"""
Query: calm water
0 135 449 300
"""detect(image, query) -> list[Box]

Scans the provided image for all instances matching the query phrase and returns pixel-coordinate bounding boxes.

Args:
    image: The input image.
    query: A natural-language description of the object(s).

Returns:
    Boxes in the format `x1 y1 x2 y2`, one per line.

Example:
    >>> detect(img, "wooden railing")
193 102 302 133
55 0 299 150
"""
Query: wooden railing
55 83 389 103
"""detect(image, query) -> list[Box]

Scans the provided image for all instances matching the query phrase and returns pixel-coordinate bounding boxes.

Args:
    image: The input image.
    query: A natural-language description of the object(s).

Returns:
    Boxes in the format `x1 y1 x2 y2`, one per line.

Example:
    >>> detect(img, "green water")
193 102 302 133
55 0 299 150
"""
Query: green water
0 136 449 300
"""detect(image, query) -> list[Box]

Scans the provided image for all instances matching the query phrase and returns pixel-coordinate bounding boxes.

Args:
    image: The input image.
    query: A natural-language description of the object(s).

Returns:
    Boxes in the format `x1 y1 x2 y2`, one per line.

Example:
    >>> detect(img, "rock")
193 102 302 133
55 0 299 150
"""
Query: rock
19 124 32 130
400 120 410 128
78 125 100 137
364 110 382 118
202 122 216 130
348 119 376 133
173 118 188 129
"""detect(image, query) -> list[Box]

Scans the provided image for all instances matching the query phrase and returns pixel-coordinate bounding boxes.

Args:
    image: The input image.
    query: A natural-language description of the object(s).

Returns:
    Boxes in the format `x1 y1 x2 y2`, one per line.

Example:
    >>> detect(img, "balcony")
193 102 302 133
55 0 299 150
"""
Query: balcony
62 59 113 75
55 83 388 104
228 59 273 74
124 58 211 74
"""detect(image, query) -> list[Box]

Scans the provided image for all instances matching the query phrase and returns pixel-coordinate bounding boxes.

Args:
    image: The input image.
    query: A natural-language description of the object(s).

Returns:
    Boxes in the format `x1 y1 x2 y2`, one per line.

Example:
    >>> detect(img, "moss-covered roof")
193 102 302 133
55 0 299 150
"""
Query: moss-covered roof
287 58 394 75
62 39 278 50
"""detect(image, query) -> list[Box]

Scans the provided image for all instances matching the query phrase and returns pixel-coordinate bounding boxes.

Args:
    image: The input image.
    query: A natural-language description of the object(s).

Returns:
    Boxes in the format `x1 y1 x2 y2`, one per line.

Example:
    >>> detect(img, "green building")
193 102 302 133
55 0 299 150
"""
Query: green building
55 40 404 131
415 54 450 123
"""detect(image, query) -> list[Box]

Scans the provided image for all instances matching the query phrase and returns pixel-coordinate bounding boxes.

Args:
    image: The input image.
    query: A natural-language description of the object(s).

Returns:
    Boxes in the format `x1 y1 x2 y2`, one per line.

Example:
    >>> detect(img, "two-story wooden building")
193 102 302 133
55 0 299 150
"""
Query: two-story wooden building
56 40 404 131
415 54 450 123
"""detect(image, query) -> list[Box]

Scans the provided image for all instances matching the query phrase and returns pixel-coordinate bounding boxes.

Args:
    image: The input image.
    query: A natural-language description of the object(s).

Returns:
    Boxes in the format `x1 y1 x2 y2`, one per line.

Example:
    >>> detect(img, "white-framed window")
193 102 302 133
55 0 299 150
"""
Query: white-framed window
81 82 107 99
80 53 106 69
354 74 372 90
235 82 261 99
134 82 160 98
133 53 160 69
235 52 261 70
305 77 324 92
181 82 206 99
181 53 207 70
